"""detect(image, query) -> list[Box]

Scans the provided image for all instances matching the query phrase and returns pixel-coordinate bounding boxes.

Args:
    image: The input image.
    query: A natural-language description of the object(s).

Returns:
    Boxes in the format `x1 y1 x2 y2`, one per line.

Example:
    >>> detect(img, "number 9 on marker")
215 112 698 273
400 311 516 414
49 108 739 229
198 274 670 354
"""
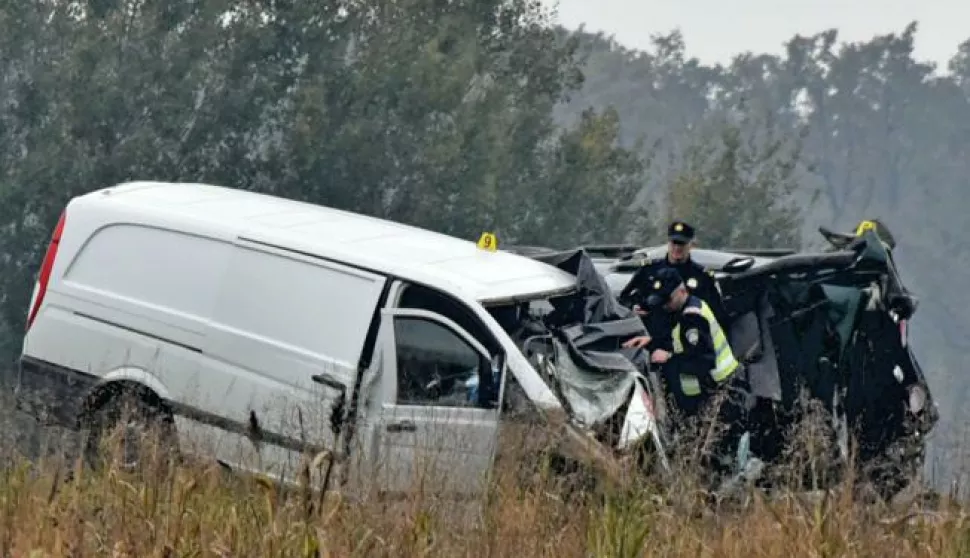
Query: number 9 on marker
477 232 498 251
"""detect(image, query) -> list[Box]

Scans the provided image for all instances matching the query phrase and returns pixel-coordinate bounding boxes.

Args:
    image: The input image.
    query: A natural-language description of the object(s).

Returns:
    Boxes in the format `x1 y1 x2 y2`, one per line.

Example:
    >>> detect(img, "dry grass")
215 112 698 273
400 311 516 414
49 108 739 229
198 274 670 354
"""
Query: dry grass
0 397 966 558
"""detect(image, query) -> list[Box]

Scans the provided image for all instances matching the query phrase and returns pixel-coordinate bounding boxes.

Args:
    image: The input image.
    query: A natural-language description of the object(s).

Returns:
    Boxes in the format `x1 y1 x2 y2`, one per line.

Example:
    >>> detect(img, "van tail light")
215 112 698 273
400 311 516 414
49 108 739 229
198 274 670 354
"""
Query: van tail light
899 319 908 348
26 210 67 331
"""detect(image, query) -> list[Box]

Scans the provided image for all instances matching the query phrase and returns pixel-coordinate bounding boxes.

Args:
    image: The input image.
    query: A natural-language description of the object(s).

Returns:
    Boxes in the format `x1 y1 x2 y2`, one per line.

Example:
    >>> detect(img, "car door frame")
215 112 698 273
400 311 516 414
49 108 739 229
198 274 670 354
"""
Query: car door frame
350 299 509 500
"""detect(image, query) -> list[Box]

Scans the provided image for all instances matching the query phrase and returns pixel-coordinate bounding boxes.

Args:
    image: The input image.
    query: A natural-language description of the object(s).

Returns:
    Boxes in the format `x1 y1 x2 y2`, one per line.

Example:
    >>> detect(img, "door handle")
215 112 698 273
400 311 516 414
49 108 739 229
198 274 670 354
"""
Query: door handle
311 373 347 396
386 420 417 433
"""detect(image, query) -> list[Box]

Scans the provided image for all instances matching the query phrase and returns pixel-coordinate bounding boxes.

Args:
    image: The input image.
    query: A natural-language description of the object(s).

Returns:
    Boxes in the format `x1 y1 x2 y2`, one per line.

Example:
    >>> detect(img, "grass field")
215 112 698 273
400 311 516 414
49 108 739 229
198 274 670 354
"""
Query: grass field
0 402 966 558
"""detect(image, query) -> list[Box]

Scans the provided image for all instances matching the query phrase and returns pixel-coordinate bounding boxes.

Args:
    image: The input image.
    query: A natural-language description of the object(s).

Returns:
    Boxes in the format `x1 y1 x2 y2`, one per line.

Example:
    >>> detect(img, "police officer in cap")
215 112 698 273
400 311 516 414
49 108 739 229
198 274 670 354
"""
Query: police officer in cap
618 220 726 351
623 267 748 478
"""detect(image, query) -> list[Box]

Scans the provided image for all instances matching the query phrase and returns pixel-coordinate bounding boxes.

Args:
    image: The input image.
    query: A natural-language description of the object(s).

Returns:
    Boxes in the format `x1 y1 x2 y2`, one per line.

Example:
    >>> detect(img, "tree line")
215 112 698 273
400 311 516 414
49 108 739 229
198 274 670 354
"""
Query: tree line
0 0 802 360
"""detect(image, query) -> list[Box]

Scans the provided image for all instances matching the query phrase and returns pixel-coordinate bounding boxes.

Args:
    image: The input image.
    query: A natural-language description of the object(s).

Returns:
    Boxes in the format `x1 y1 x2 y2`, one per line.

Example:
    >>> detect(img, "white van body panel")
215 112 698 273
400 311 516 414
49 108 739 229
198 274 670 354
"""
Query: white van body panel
19 181 574 490
93 181 577 304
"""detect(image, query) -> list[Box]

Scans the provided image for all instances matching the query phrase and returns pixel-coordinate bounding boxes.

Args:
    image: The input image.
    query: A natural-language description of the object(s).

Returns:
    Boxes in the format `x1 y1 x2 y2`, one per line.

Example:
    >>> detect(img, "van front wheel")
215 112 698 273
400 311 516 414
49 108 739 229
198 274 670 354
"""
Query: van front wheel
80 385 178 473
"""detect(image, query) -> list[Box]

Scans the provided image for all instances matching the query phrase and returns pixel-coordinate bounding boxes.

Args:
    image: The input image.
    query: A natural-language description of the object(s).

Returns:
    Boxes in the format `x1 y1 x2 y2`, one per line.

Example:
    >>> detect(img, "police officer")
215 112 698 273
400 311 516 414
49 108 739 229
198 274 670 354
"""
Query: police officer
622 267 748 477
618 220 726 351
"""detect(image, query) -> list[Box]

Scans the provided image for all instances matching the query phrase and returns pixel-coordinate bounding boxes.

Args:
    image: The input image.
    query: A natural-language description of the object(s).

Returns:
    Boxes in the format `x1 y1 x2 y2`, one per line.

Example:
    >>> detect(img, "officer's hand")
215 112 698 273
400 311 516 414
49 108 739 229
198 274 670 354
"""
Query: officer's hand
650 349 671 363
622 335 651 349
632 304 648 316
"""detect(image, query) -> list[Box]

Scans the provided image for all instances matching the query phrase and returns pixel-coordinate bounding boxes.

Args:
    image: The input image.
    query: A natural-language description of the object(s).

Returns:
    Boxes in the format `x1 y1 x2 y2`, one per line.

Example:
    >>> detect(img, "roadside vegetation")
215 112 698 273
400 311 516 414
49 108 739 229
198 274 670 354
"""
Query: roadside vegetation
0 397 966 558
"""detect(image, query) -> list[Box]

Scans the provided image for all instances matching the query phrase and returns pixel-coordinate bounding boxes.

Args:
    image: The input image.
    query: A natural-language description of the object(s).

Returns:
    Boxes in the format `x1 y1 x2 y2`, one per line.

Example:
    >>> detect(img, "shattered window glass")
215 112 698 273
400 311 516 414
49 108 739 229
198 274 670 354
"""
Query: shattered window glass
393 316 485 408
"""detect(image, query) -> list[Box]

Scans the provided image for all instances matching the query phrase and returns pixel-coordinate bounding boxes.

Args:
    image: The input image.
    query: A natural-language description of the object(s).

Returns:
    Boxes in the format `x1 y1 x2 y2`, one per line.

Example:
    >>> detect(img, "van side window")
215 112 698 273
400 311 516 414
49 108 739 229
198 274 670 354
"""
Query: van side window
393 316 491 409
396 283 503 406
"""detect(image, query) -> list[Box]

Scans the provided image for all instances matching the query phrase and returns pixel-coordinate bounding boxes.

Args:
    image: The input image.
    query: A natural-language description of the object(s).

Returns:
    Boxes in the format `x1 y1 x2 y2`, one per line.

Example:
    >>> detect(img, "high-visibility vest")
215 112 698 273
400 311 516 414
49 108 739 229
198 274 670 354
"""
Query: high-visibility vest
672 298 739 396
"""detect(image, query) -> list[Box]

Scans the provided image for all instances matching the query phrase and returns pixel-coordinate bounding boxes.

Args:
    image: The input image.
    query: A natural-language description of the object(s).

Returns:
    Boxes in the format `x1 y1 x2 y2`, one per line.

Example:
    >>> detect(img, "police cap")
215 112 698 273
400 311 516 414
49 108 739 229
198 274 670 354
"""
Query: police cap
667 220 695 243
645 267 684 308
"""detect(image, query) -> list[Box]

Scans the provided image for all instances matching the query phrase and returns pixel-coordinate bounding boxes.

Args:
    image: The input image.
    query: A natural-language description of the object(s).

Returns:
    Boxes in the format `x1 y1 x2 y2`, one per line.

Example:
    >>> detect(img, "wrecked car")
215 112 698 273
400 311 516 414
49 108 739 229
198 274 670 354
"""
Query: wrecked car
536 220 940 499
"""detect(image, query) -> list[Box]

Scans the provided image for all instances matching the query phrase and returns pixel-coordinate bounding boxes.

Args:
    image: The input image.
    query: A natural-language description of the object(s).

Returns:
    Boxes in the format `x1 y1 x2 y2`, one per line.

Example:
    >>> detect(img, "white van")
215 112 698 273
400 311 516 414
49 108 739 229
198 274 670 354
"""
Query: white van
15 181 592 498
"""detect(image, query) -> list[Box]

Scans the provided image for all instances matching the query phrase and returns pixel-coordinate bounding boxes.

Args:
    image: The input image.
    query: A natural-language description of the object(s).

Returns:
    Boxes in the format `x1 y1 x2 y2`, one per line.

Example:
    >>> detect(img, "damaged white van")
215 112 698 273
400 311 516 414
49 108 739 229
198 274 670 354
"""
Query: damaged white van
16 181 644 498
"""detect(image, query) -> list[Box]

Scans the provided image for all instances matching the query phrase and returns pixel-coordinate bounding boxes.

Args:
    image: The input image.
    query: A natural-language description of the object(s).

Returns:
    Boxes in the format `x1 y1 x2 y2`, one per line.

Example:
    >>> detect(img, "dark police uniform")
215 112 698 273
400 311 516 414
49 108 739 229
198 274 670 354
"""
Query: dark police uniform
645 267 749 477
618 221 726 351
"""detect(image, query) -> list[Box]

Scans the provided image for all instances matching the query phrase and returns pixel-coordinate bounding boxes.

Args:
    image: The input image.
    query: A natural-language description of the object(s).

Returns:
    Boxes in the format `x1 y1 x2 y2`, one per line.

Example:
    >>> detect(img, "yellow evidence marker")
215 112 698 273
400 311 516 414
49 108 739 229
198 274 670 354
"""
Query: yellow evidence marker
477 231 498 252
854 219 877 236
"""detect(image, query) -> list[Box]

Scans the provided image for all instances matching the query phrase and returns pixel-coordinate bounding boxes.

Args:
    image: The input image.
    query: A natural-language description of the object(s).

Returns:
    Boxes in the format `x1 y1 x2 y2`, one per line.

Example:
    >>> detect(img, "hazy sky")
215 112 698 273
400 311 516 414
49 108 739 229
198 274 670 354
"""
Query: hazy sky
549 0 969 74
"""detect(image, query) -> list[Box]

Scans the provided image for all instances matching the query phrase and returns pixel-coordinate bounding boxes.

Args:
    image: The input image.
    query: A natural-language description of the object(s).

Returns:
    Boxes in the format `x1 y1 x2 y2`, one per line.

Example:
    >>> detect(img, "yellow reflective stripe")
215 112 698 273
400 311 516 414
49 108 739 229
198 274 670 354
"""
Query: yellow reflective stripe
713 336 730 355
681 375 701 396
712 332 727 346
672 299 740 395
711 360 738 382
702 299 739 381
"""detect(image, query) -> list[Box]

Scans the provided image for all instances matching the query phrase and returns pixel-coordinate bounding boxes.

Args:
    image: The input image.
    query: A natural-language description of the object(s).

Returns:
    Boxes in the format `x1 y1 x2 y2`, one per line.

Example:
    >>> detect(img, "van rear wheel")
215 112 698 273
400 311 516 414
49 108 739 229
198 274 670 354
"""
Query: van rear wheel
81 386 178 474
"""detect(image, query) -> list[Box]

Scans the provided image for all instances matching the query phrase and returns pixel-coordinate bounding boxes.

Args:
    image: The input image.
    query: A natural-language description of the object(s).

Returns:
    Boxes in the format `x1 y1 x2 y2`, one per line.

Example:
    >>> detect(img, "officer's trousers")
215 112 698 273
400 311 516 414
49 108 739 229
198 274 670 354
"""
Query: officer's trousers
680 371 750 478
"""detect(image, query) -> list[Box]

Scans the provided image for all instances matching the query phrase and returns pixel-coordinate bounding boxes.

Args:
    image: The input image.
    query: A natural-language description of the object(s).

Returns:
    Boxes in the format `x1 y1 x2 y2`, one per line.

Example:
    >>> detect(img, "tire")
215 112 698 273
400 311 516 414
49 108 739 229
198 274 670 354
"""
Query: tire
81 385 179 474
867 439 924 503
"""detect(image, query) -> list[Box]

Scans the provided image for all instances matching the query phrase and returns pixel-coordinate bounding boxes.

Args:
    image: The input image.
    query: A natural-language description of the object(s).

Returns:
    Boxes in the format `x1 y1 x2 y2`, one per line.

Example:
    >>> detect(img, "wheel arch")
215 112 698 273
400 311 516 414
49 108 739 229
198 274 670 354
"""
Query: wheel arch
78 368 175 428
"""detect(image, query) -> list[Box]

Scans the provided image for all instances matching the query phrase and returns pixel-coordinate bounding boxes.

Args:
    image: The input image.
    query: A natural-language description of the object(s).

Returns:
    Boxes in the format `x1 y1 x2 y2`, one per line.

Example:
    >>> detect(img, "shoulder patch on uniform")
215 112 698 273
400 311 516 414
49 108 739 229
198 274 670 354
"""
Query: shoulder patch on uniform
686 328 699 345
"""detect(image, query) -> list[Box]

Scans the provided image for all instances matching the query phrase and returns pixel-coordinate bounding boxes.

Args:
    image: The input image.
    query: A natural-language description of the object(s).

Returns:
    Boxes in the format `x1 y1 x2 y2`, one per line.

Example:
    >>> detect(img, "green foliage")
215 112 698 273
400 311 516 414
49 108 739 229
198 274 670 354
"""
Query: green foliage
586 489 652 558
664 113 807 249
513 106 649 247
0 0 648 361
0 0 243 345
